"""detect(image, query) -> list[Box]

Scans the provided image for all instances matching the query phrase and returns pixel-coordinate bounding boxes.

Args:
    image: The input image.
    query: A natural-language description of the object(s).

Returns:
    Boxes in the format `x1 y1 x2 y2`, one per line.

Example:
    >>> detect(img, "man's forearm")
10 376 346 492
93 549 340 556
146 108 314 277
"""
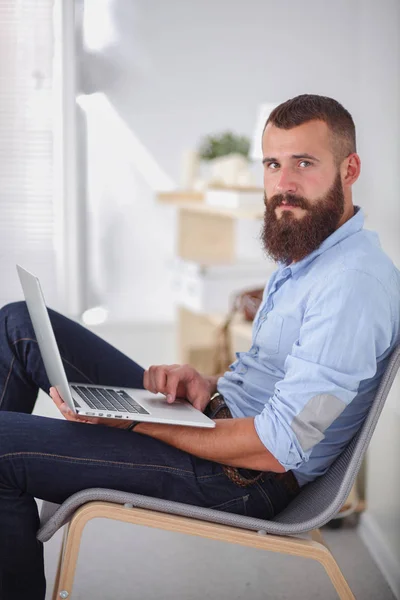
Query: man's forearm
134 417 285 473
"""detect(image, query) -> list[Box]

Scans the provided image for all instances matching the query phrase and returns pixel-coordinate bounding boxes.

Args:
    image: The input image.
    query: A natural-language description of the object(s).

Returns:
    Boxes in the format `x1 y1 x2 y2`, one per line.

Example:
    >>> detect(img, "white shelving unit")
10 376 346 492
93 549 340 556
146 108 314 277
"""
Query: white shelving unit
157 190 271 372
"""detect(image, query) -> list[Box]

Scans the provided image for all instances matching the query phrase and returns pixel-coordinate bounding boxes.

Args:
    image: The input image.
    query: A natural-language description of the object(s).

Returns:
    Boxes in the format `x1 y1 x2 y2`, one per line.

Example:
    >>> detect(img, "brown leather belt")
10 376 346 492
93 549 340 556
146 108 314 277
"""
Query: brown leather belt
207 393 300 494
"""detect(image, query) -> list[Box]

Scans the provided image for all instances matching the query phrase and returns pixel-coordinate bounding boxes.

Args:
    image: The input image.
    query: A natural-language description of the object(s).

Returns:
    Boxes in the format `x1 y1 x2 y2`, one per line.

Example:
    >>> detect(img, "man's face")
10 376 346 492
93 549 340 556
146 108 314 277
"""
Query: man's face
261 120 345 264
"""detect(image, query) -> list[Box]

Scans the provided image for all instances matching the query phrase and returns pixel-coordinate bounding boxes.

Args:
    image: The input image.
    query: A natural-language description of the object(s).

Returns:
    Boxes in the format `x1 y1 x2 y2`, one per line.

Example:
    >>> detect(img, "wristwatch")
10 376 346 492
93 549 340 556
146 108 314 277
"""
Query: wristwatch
125 421 140 431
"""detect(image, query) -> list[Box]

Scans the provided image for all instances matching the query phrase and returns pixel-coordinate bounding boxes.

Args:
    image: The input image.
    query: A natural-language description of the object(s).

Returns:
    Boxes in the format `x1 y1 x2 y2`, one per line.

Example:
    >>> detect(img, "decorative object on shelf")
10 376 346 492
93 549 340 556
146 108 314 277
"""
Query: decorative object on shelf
193 131 256 190
180 149 200 190
199 131 250 161
206 154 256 188
235 287 264 321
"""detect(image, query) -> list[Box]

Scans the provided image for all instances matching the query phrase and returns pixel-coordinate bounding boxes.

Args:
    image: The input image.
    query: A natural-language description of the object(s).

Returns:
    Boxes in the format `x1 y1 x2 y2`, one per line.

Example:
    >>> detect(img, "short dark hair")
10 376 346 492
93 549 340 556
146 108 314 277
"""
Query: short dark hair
265 94 356 164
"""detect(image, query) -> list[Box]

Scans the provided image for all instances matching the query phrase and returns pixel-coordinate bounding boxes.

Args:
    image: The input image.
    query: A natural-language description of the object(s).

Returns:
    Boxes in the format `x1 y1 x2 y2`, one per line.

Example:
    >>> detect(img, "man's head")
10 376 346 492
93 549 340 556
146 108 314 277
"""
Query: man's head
260 94 361 264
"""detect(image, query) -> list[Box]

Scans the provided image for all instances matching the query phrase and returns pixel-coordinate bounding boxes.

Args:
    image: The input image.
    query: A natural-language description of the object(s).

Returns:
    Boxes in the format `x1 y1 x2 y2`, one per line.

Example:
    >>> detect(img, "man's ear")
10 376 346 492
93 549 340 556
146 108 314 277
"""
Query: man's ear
341 153 361 187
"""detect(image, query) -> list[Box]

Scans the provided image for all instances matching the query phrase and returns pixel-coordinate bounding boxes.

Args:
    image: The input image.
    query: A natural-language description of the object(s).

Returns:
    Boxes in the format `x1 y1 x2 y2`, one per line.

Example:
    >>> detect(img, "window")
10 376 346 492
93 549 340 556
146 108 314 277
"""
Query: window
0 0 58 308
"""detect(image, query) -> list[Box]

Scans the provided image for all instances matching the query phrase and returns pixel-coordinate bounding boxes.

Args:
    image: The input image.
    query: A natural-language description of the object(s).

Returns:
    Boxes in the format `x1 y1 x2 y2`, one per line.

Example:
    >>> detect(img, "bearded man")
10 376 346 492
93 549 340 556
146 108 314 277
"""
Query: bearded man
0 94 399 599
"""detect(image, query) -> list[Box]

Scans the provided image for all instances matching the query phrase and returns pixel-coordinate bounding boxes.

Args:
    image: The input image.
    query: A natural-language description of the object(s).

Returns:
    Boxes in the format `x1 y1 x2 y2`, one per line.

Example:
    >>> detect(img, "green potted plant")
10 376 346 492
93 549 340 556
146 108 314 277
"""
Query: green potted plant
198 131 251 161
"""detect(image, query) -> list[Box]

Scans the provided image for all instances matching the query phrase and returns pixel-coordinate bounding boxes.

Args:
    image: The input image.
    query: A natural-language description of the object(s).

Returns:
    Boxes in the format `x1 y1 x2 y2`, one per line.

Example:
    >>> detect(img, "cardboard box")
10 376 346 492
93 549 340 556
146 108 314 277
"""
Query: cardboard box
171 258 273 315
178 206 266 264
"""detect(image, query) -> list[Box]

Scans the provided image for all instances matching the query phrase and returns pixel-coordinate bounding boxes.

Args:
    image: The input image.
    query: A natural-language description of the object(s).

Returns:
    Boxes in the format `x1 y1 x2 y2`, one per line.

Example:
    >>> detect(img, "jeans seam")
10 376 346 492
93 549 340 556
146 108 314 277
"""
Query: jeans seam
254 479 274 515
0 451 224 481
0 356 15 409
211 493 249 512
0 451 193 474
12 337 38 346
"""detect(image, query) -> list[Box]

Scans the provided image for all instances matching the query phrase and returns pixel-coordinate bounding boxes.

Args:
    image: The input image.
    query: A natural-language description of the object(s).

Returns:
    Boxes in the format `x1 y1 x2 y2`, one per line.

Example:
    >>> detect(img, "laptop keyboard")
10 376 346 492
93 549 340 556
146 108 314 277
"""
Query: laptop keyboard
71 386 150 415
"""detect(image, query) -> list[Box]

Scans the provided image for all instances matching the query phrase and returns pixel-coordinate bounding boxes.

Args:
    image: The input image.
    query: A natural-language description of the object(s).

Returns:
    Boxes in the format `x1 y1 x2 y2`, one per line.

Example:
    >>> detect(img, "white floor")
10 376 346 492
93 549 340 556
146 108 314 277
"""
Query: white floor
34 321 395 600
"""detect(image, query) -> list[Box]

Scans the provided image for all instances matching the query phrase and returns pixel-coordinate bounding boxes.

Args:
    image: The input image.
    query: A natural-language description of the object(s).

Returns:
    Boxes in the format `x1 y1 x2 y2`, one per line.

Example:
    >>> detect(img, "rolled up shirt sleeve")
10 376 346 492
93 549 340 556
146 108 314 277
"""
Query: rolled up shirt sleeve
254 268 393 471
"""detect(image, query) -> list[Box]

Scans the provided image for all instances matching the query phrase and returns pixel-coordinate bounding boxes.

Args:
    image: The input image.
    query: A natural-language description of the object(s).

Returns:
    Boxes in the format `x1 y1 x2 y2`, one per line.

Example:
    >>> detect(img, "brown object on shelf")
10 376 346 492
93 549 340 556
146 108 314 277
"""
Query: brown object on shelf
235 287 264 321
211 287 264 375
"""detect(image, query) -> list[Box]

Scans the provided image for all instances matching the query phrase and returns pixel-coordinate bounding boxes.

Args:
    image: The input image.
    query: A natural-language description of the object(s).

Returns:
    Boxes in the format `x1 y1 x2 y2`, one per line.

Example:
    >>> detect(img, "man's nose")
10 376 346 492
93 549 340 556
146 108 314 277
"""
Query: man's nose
275 168 298 195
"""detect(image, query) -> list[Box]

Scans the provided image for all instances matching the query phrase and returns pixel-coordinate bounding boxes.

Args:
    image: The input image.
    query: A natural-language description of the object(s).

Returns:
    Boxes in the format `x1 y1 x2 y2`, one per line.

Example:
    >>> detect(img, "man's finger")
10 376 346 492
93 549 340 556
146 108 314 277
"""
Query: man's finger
144 365 182 394
143 369 150 390
164 367 191 403
154 368 169 393
49 387 65 408
144 366 158 393
50 387 78 419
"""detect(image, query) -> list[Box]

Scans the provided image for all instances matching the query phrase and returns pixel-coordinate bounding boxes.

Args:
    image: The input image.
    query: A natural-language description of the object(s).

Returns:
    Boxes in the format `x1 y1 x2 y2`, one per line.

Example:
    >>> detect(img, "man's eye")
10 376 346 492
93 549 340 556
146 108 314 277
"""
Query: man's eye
267 162 279 169
299 160 311 167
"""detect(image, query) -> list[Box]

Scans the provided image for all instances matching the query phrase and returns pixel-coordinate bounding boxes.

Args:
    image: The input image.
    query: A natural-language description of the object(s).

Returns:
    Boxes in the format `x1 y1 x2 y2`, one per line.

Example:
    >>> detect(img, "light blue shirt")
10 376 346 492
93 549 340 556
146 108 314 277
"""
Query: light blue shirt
218 207 400 486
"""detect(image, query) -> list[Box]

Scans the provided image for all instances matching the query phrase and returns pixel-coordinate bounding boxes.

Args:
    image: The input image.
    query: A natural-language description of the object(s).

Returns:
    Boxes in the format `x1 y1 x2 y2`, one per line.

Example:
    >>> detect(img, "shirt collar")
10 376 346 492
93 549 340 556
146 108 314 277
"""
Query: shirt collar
278 205 364 276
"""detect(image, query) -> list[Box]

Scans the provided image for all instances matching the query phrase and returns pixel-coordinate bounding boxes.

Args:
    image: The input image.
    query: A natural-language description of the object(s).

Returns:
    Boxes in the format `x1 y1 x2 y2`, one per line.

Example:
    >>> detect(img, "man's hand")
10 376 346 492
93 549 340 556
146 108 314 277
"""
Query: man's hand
49 387 133 429
143 364 217 412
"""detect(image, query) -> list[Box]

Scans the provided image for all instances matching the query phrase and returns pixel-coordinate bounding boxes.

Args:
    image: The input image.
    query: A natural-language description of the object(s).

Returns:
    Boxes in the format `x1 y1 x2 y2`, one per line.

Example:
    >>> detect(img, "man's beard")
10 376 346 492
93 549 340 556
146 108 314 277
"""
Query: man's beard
260 171 345 264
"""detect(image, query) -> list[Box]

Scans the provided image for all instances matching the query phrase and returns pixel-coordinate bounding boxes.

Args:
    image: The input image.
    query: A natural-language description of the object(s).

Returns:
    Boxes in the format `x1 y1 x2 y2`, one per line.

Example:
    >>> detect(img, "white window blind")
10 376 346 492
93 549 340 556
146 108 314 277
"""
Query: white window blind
0 0 58 308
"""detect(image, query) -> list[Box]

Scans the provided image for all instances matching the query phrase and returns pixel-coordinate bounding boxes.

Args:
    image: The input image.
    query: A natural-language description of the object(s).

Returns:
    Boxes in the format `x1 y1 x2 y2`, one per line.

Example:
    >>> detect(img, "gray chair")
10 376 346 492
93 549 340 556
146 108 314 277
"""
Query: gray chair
38 344 400 600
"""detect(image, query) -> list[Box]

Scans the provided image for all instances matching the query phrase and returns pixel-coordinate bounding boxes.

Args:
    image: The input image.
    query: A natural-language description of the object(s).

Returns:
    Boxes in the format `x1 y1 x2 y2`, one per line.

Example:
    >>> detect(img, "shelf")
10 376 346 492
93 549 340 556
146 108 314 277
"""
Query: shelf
179 202 264 220
157 190 204 204
156 191 264 220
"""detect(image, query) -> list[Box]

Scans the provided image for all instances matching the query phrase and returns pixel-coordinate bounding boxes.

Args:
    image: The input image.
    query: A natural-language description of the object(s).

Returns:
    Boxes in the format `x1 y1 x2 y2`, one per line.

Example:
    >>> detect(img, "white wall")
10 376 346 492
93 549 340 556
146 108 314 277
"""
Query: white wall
80 3 400 590
80 0 363 322
355 1 400 597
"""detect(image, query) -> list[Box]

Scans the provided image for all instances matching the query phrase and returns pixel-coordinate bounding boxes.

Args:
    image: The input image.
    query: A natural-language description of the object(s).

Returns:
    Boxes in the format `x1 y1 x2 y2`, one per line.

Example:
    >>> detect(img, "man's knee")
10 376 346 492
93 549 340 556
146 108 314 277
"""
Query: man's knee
0 301 29 325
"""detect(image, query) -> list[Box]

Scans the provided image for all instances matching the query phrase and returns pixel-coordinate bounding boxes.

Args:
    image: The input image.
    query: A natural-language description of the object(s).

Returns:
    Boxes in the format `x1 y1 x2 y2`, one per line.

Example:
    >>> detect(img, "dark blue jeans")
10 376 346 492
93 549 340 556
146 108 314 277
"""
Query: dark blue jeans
0 302 296 599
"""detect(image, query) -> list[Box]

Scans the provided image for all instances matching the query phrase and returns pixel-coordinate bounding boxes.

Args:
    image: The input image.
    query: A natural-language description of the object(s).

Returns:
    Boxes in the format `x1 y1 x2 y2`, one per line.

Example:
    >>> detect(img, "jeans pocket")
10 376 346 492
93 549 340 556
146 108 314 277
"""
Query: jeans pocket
211 494 250 516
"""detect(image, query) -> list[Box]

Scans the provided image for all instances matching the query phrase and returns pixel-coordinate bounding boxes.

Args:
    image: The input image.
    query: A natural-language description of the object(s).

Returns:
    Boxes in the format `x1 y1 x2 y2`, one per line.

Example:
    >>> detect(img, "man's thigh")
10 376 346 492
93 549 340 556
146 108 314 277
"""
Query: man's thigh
47 306 146 389
0 412 249 512
0 302 146 414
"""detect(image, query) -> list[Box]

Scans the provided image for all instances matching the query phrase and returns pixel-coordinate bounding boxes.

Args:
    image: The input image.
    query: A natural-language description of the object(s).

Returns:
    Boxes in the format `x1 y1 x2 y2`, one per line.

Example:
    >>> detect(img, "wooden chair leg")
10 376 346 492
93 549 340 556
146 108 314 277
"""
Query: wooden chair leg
308 528 355 600
52 502 355 600
51 526 68 600
317 550 355 600
52 505 99 599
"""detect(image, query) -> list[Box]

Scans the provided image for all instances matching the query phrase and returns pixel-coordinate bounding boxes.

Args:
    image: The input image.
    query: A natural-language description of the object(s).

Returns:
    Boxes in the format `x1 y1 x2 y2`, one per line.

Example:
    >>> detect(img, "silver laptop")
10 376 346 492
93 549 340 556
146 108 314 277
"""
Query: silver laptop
17 265 215 428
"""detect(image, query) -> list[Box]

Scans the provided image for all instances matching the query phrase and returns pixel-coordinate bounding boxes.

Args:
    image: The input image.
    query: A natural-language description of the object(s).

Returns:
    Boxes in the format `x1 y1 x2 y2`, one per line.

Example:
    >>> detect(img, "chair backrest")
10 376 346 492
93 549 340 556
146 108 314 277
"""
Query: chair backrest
271 342 400 533
38 344 400 542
